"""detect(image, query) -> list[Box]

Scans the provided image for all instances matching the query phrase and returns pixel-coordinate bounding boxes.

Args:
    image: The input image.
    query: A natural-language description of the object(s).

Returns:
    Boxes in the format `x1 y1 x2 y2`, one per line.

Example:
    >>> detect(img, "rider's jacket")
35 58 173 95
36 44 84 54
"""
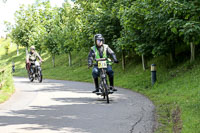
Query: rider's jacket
88 44 116 64
27 52 40 64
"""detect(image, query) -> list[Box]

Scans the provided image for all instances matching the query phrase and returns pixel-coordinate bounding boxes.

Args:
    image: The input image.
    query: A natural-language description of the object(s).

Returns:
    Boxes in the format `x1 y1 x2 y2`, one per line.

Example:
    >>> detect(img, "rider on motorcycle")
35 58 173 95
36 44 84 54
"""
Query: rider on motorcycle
88 34 119 93
26 46 43 75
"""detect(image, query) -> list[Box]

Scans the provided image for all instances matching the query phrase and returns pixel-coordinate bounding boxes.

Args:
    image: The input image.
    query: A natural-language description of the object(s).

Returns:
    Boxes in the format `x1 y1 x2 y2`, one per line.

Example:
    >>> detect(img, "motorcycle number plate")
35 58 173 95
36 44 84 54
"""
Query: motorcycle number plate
98 61 107 68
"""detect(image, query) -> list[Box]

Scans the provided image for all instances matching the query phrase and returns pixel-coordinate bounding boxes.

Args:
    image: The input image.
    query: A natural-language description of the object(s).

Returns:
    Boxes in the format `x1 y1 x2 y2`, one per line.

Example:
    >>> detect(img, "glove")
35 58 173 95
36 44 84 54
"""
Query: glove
114 60 119 63
112 54 119 63
40 59 43 64
88 60 92 67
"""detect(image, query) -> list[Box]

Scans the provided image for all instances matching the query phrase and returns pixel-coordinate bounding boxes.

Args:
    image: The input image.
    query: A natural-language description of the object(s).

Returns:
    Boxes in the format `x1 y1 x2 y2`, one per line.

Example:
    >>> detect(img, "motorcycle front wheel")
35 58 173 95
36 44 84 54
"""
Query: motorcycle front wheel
28 73 34 82
37 69 42 83
103 79 109 103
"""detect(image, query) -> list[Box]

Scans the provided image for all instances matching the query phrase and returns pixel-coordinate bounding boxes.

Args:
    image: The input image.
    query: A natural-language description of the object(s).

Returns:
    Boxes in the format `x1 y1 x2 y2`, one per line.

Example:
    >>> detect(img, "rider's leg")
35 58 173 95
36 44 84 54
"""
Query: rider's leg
30 65 33 74
92 66 100 93
107 65 117 91
30 63 35 76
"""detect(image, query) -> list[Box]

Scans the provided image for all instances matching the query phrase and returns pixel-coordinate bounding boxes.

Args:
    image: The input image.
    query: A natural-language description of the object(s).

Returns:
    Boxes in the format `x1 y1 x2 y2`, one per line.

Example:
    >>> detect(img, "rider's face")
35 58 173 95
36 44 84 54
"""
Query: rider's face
96 39 103 47
31 49 35 53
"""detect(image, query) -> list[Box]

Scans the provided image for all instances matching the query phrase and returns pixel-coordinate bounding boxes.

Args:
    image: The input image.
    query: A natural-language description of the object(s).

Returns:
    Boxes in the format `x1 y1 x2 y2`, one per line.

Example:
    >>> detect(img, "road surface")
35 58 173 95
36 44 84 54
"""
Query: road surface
0 77 156 133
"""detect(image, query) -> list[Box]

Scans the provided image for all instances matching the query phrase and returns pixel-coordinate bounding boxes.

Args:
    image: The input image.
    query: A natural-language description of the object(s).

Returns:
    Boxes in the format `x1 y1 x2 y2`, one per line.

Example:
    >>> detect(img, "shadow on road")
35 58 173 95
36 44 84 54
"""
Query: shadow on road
0 77 131 133
0 97 125 133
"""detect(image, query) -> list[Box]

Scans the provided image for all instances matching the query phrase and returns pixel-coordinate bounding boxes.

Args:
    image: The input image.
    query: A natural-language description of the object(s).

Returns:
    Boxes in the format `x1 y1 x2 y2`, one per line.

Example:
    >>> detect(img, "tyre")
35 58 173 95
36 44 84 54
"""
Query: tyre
100 81 105 99
28 73 34 82
103 79 109 103
38 70 42 83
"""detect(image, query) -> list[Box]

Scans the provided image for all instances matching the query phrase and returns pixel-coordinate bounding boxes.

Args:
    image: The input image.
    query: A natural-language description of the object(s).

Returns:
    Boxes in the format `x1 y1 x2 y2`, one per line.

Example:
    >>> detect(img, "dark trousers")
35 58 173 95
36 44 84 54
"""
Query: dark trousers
92 65 114 79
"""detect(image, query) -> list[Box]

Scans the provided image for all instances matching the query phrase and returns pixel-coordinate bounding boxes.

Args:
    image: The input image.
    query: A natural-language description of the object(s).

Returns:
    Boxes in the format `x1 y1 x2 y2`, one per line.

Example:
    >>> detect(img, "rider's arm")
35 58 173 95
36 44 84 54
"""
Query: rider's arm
107 46 118 63
26 54 30 63
36 52 43 62
88 50 95 65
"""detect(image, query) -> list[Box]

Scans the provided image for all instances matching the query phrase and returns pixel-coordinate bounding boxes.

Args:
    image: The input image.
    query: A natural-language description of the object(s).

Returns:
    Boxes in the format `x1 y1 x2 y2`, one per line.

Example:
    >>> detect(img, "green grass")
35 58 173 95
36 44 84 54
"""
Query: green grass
0 39 15 103
1 38 200 132
0 67 15 103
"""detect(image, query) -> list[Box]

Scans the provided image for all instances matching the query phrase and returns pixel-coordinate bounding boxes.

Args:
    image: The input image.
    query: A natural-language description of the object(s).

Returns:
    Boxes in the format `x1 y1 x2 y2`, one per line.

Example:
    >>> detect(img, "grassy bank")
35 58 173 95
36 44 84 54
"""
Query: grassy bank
0 39 15 103
1 39 200 132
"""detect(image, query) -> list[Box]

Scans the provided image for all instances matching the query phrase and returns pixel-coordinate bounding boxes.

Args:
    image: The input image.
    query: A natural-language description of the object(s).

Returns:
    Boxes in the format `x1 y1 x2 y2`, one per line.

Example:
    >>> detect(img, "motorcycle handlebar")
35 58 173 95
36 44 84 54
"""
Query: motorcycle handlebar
88 58 115 68
95 58 107 61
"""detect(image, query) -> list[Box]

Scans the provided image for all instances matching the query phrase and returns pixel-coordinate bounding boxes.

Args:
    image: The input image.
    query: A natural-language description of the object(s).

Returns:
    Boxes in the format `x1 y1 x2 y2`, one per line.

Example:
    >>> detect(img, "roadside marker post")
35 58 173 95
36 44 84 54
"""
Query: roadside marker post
151 64 156 85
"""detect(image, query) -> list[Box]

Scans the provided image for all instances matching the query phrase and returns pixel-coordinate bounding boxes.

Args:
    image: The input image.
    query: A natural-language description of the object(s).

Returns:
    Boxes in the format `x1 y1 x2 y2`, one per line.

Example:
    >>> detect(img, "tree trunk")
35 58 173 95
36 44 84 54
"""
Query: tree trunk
26 46 28 55
142 54 146 71
68 52 72 67
5 48 9 55
77 51 81 67
170 44 176 64
122 50 125 71
17 45 19 56
39 50 42 55
79 57 82 67
190 42 195 62
52 55 55 68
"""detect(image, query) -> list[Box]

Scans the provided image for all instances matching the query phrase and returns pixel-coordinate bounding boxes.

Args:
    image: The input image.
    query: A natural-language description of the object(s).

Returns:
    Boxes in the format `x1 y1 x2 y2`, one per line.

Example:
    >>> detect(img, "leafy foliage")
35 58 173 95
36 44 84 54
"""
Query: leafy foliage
8 0 200 62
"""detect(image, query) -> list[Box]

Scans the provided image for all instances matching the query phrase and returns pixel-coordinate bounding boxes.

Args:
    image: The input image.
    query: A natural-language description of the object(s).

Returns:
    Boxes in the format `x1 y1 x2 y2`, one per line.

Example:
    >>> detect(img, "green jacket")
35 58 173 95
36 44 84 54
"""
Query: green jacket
89 44 116 65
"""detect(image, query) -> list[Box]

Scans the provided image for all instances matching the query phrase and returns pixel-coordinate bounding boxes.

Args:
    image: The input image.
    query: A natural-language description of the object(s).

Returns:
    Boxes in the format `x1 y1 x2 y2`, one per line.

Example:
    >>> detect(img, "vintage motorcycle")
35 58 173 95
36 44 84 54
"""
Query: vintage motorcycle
90 58 115 103
26 61 42 83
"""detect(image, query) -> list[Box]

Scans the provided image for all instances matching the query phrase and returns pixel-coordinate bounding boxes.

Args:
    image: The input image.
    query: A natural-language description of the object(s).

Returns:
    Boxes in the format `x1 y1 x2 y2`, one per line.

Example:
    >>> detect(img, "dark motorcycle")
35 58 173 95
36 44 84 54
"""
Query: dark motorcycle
27 61 42 83
90 58 114 103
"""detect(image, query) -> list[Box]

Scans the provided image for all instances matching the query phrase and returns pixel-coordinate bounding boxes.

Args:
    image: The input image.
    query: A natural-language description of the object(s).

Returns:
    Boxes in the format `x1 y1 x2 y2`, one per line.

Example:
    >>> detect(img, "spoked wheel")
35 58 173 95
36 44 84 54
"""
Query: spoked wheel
28 73 34 82
103 79 109 103
38 70 42 83
100 82 106 99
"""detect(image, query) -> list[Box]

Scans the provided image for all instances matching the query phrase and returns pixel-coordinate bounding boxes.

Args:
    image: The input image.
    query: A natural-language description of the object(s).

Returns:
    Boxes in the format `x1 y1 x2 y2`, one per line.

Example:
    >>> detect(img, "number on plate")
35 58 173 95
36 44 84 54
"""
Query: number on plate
98 61 107 68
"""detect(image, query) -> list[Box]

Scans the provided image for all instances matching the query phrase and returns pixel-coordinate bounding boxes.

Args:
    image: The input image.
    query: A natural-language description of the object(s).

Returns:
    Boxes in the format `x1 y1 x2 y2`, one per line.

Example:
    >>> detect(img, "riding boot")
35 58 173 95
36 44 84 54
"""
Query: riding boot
92 78 99 93
109 77 117 91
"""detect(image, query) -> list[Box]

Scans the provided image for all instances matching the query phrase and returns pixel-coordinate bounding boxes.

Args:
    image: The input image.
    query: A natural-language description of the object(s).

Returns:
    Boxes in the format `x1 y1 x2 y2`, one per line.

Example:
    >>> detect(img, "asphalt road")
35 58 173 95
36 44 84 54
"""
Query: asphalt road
0 77 156 133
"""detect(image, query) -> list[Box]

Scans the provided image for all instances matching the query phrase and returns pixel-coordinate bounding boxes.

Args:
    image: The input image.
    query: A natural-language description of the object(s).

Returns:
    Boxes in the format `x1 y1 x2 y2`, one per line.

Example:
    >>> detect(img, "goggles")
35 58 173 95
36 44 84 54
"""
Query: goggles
97 39 103 44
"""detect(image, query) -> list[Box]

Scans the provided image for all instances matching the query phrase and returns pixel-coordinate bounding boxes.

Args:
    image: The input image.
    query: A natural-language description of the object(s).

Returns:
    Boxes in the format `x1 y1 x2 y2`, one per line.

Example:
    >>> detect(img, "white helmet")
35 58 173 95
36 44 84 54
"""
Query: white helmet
30 45 35 50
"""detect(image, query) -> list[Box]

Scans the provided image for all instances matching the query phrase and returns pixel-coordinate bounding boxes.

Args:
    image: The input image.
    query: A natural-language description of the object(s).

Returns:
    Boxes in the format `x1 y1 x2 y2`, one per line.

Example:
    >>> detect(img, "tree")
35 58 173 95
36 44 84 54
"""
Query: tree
10 5 36 54
58 2 75 67
41 2 61 67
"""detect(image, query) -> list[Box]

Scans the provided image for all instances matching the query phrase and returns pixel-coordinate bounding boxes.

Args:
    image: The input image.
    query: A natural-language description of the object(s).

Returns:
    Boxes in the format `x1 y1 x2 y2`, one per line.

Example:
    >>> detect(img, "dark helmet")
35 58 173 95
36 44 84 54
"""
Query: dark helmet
94 34 105 45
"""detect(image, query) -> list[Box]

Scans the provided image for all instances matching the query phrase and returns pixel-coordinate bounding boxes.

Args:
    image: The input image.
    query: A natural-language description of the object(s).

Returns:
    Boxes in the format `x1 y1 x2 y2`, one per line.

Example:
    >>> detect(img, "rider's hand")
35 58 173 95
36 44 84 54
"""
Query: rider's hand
114 60 119 63
112 54 119 63
88 63 92 67
88 60 92 67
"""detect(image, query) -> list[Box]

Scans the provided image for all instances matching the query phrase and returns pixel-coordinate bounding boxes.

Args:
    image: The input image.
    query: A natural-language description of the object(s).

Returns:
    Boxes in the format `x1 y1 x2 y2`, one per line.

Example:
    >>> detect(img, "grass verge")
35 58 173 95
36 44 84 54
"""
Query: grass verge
0 39 15 103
